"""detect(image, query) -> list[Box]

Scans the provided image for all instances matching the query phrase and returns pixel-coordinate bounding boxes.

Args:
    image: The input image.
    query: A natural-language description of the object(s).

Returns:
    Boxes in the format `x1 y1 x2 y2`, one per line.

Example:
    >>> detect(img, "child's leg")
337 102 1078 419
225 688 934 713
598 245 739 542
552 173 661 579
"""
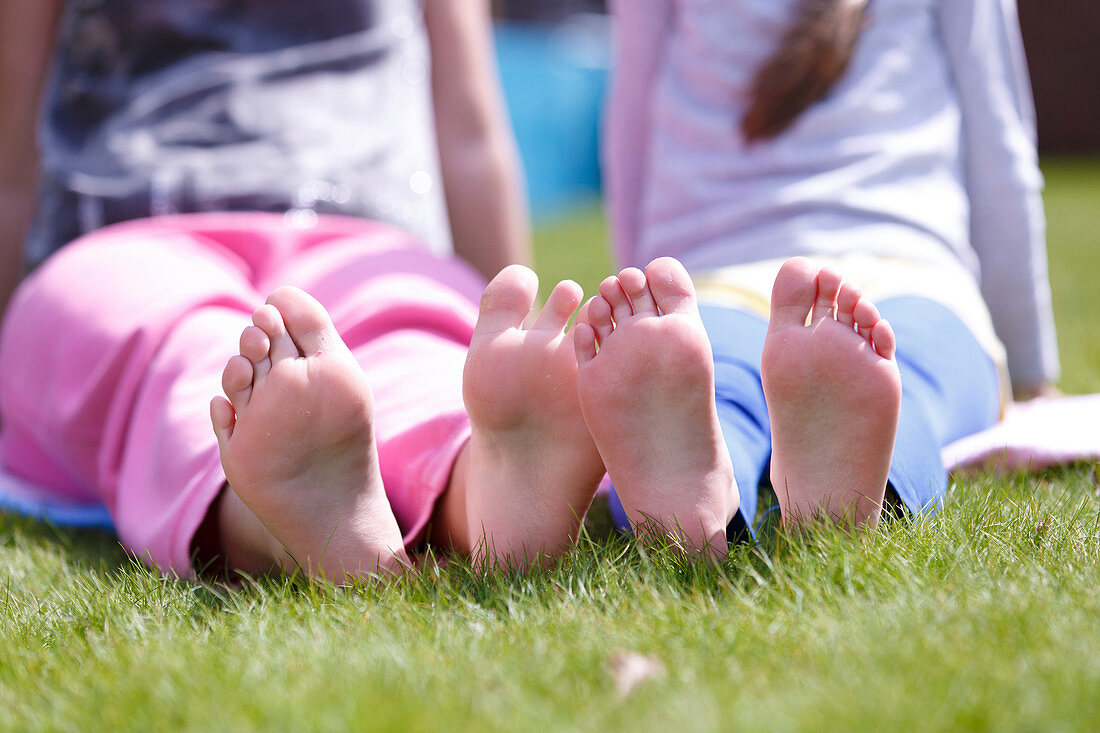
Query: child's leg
597 304 772 542
0 215 482 579
0 222 263 576
254 235 486 564
577 257 993 535
761 258 902 527
433 266 607 568
585 256 902 540
211 287 410 580
574 258 738 556
876 297 1001 512
178 230 487 580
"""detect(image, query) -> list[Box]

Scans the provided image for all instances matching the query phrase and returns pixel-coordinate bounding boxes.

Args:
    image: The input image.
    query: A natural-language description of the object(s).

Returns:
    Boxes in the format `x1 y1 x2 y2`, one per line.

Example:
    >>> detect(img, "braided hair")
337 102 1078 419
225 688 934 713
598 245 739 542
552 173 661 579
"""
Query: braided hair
741 0 870 142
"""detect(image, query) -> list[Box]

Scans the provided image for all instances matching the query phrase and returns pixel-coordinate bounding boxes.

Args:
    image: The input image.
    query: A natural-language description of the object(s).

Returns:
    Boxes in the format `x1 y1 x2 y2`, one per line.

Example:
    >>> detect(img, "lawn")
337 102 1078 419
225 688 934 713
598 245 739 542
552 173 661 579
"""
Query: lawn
1 159 1098 732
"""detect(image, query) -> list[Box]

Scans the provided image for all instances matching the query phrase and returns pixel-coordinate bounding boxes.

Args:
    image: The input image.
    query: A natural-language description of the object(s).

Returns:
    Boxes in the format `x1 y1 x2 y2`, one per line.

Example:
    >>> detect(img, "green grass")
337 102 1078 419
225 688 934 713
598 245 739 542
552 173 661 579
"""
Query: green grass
2 159 1099 731
1041 158 1100 394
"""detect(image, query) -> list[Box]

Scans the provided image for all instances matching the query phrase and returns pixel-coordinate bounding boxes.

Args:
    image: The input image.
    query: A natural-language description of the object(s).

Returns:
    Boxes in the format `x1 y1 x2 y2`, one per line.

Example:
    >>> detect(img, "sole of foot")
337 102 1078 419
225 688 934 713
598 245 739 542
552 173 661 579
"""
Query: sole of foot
761 257 902 529
573 257 737 558
210 286 409 582
452 265 606 568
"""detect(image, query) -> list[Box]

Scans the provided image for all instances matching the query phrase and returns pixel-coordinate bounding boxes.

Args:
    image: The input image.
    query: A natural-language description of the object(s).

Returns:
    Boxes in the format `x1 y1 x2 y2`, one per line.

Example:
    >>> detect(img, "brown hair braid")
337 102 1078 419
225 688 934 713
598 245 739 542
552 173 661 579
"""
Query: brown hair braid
741 0 871 142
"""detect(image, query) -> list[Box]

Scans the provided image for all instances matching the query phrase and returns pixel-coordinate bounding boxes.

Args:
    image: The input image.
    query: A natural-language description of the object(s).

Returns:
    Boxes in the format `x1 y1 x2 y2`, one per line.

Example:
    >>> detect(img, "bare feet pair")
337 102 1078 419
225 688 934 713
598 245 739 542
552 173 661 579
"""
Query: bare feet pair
572 255 900 540
208 256 900 582
762 258 901 527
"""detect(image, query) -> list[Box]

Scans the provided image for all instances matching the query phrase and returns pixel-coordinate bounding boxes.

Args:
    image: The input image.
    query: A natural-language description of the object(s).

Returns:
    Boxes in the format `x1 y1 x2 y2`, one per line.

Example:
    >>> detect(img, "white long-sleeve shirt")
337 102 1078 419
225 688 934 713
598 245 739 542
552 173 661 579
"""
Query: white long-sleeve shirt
604 0 1059 389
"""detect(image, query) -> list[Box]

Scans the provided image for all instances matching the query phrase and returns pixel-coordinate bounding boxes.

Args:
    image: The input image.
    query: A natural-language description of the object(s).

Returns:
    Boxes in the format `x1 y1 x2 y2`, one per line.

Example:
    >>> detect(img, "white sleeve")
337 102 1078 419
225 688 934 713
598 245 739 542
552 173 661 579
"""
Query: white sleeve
603 0 673 268
935 0 1060 389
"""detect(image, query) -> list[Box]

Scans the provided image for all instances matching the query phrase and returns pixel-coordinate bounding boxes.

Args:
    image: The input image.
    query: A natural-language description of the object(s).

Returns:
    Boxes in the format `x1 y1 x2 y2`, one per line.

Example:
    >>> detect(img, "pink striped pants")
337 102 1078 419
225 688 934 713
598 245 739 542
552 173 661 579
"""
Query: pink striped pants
0 214 483 576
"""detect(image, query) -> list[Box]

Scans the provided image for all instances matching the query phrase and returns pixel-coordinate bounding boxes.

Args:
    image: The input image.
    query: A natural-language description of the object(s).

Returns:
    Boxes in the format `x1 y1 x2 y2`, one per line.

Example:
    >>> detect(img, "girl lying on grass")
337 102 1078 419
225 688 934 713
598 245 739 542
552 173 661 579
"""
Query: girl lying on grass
595 0 1059 545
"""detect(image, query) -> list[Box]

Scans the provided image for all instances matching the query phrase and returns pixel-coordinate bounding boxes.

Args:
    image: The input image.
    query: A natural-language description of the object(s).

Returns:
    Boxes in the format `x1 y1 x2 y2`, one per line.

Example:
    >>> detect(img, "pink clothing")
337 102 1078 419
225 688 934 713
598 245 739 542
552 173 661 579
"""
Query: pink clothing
0 213 483 577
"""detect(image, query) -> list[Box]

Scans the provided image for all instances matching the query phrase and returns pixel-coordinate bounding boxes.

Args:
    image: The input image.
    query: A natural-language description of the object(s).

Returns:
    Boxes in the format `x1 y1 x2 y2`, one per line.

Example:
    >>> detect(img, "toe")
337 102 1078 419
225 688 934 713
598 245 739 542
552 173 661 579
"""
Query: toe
210 396 236 448
836 282 861 328
573 322 598 365
645 257 697 316
853 298 881 341
599 275 634 323
871 319 896 360
812 267 843 324
533 279 582 332
222 355 254 409
586 295 615 345
768 257 817 330
618 267 658 315
266 286 340 357
475 264 539 334
239 325 271 364
253 303 298 362
574 297 592 327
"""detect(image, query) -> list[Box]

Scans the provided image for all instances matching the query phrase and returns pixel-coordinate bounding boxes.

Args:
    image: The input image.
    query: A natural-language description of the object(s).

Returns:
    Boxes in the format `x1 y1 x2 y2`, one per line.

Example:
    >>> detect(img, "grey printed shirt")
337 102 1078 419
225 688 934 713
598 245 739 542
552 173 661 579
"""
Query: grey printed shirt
30 0 452 264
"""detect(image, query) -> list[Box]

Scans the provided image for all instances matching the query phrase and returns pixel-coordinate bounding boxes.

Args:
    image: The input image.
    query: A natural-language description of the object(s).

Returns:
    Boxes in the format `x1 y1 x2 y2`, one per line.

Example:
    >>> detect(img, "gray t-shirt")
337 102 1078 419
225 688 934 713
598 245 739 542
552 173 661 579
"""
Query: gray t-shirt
30 0 452 264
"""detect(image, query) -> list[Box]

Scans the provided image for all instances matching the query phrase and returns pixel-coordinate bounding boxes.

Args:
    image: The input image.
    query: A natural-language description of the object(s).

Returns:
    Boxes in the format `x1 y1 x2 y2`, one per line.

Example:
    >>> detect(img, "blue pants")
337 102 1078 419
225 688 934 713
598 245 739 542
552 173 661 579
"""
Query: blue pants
608 297 1002 538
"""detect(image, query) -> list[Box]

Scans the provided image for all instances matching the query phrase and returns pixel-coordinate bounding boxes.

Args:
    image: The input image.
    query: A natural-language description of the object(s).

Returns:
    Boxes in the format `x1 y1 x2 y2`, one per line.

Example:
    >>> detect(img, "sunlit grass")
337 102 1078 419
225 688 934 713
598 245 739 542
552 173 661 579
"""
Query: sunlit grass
0 159 1097 731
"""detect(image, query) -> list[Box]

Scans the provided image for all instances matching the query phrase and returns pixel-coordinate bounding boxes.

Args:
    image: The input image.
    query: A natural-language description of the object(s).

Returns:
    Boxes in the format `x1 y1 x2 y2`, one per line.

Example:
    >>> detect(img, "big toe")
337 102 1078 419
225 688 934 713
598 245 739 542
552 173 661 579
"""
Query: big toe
644 257 697 316
266 286 339 357
475 264 539 334
769 257 818 330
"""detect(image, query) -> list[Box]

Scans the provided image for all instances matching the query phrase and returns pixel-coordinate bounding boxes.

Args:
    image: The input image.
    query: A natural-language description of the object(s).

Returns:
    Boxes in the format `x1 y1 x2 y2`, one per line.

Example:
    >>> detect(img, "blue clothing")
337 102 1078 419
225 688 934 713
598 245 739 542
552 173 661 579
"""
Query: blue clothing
608 298 1002 536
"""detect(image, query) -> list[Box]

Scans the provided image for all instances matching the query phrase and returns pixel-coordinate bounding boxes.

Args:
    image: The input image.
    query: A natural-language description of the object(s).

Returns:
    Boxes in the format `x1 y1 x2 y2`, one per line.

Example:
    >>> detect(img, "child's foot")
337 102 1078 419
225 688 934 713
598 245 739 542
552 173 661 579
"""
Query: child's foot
452 266 606 567
573 258 737 557
761 257 902 528
210 286 409 581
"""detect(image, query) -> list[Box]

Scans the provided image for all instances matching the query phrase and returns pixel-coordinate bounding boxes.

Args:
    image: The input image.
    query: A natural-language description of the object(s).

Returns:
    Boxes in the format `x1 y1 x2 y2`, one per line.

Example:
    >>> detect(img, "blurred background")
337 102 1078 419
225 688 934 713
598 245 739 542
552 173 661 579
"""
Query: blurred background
492 0 609 217
491 0 1098 217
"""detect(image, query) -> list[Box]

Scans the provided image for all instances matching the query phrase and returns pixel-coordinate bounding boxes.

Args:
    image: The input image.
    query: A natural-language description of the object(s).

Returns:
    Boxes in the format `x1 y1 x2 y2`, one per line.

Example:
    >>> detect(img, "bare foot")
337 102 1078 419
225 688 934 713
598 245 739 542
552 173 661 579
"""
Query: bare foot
445 265 606 567
573 257 737 557
761 257 902 528
210 286 409 581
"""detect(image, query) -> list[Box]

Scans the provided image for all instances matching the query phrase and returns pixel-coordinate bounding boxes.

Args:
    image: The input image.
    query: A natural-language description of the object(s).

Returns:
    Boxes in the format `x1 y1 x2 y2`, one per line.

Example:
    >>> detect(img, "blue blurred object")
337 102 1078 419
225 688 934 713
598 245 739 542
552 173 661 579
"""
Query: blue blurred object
0 467 114 531
494 15 610 218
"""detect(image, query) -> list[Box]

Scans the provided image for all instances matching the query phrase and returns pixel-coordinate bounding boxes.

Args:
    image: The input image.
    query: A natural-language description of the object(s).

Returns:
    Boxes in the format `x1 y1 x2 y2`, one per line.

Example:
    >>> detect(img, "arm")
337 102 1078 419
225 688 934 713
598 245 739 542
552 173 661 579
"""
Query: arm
603 0 673 268
423 0 531 280
935 0 1060 398
0 0 61 321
